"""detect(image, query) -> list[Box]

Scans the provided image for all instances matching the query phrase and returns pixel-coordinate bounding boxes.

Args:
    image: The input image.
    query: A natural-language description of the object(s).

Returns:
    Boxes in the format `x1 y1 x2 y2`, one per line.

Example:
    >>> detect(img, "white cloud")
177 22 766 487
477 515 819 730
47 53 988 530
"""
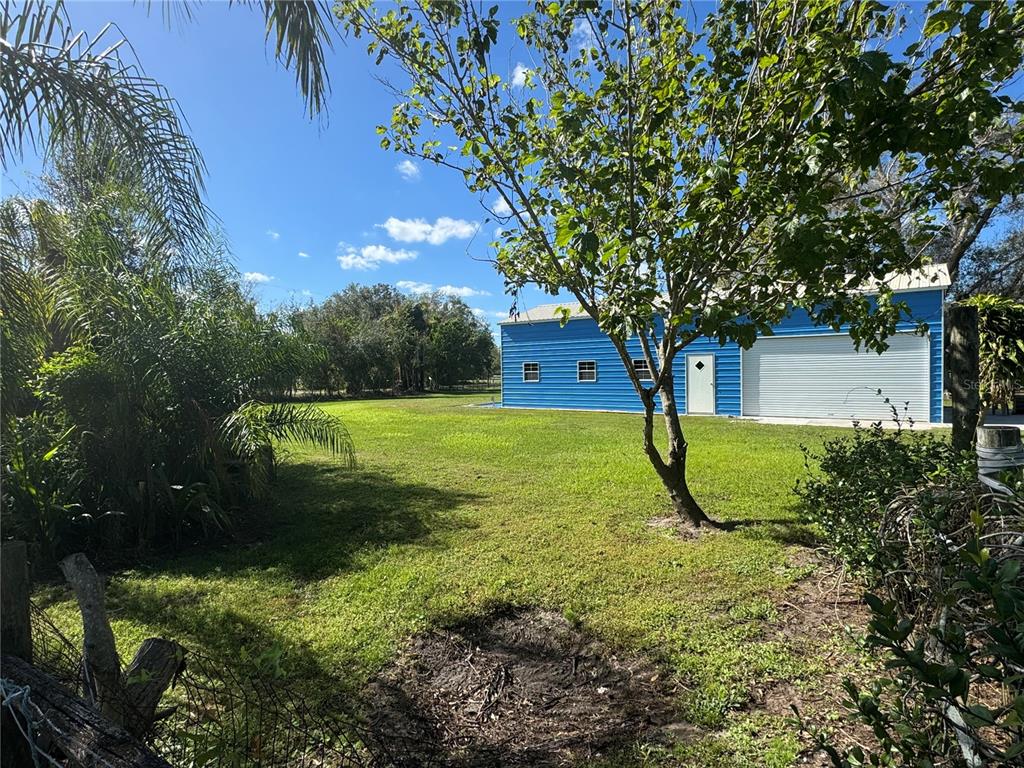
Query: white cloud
301 289 313 297
396 280 434 294
396 159 421 181
397 280 491 298
244 272 274 283
511 63 530 87
337 242 418 270
266 229 280 240
298 251 310 258
438 284 491 298
378 216 480 245
572 18 597 49
492 197 512 217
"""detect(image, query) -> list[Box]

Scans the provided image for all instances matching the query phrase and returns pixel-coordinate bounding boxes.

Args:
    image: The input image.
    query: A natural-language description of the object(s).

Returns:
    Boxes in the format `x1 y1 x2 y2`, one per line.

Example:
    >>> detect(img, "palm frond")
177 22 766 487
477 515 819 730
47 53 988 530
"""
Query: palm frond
220 401 356 467
236 0 335 119
0 0 210 258
0 198 58 418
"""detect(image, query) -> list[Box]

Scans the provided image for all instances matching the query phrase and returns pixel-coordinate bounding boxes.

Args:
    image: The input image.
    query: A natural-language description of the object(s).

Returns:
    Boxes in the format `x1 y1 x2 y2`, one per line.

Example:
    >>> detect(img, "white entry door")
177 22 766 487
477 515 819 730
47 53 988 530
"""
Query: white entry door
686 354 715 414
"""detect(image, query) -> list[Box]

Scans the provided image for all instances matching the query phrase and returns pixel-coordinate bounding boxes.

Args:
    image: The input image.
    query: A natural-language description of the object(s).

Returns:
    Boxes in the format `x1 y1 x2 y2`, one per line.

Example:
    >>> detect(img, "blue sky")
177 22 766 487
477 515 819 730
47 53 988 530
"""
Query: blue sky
2 1 537 329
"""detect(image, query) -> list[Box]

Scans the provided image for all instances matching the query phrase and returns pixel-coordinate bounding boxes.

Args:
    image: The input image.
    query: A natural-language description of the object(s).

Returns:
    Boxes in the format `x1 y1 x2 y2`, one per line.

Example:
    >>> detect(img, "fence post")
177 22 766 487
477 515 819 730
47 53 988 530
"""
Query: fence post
947 303 980 453
1 541 32 663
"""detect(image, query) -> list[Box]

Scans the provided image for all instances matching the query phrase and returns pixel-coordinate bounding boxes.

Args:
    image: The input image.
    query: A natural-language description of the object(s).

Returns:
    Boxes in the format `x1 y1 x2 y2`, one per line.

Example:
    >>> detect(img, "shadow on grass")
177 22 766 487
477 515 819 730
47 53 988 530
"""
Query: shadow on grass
117 462 484 587
656 512 817 547
730 517 818 547
247 462 485 582
85 463 486 687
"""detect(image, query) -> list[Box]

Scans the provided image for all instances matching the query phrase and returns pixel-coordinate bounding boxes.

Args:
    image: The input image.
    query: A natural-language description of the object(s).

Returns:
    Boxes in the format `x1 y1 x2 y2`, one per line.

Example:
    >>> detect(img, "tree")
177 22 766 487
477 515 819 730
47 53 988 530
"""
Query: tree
962 294 1024 416
951 204 1024 299
293 284 497 394
425 296 496 387
861 122 1023 295
0 143 354 559
2 0 337 256
341 0 1024 529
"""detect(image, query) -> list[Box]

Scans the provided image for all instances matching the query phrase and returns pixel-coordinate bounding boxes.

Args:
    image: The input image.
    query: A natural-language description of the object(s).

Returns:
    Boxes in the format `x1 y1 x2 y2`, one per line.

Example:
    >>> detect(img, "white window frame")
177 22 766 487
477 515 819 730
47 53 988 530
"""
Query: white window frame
632 358 653 381
577 360 597 382
522 362 540 382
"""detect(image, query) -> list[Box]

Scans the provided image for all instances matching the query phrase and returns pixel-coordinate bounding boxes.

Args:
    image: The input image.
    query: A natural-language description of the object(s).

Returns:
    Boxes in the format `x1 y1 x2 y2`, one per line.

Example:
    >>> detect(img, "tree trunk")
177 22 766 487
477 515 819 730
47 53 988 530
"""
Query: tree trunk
59 553 130 726
947 304 981 453
121 639 186 737
59 553 185 737
639 382 719 530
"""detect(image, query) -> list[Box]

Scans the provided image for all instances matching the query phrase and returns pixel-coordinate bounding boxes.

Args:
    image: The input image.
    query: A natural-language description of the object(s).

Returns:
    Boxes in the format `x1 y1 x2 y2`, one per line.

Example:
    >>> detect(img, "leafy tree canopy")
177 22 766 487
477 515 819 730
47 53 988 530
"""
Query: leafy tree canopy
341 0 1024 527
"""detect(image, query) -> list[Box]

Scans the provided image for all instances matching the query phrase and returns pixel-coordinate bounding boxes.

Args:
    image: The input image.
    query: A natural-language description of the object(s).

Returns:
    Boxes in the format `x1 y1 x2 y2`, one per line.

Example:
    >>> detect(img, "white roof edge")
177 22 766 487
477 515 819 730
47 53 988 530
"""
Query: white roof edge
501 264 951 325
498 302 589 325
865 262 951 292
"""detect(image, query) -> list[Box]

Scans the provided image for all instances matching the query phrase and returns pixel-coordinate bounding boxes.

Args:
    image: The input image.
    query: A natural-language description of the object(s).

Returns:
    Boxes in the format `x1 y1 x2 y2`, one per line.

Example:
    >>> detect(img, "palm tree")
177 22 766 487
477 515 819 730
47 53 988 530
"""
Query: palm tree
1 0 336 256
0 136 353 556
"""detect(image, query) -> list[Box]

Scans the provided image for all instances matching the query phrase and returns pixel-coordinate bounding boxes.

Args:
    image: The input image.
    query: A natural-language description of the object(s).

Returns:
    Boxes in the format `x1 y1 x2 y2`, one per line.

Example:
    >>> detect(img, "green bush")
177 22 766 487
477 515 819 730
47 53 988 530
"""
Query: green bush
798 415 1023 765
795 420 965 572
805 476 1024 766
0 415 85 560
1 153 354 563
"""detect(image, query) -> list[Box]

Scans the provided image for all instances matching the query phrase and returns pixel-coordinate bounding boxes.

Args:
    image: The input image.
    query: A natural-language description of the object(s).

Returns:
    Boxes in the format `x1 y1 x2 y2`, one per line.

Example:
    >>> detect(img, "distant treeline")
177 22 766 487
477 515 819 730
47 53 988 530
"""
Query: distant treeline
290 284 498 395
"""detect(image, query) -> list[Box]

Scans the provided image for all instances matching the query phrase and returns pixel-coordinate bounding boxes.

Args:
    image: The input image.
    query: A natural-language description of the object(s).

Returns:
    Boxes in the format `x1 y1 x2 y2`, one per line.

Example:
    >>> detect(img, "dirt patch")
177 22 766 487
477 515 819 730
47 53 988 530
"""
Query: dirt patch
748 551 876 765
363 607 681 766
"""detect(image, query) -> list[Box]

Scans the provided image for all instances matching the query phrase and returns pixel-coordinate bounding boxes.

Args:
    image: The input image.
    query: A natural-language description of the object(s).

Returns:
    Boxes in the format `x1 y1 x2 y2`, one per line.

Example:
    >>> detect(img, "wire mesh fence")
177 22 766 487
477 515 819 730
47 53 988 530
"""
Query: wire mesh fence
3 602 414 768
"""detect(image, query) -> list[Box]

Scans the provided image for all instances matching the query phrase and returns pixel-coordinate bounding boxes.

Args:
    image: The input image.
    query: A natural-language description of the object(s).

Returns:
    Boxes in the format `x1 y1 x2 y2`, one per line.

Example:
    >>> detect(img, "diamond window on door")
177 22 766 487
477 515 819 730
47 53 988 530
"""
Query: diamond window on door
695 360 705 371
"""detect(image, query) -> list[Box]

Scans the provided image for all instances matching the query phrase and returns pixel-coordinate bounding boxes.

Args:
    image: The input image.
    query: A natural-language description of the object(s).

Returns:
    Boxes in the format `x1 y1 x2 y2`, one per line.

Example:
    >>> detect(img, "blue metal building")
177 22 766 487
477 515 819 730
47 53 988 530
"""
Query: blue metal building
500 266 949 423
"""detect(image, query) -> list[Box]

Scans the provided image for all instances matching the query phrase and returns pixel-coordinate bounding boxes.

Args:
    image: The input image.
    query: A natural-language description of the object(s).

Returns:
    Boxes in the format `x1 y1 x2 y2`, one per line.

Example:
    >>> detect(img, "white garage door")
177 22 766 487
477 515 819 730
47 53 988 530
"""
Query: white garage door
742 333 930 421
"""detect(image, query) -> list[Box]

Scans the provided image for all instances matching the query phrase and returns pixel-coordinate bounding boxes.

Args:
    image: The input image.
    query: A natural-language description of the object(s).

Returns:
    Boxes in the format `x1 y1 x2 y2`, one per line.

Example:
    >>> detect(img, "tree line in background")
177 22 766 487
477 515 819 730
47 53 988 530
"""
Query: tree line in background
290 284 498 396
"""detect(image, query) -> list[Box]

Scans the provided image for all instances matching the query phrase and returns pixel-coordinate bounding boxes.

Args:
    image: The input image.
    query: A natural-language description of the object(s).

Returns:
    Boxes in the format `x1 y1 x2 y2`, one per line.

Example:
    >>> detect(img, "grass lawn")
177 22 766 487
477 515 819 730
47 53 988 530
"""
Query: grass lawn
39 393 860 766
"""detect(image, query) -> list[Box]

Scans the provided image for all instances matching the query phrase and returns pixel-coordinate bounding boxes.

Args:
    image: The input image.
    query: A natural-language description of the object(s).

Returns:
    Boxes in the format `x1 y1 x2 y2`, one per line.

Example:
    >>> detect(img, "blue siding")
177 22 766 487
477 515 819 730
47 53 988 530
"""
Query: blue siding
500 288 945 422
501 318 659 413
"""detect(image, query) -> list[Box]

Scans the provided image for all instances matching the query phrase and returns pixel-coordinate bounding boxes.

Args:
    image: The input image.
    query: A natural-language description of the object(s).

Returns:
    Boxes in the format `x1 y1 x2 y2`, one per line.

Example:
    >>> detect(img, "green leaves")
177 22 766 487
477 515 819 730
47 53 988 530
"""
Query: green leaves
924 9 960 38
1 0 210 260
802 425 1024 765
962 295 1024 411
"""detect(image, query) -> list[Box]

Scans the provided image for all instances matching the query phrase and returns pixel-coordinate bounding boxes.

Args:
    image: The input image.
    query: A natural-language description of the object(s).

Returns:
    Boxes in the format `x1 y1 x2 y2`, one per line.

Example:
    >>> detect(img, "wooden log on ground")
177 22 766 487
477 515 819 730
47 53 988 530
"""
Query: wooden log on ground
948 304 981 453
1 654 172 768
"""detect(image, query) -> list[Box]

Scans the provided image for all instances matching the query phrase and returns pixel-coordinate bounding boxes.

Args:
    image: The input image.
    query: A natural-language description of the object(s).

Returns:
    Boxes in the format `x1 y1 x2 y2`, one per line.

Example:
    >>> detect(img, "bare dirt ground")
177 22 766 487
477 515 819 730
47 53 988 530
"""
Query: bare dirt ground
364 606 681 766
363 553 874 767
755 551 876 766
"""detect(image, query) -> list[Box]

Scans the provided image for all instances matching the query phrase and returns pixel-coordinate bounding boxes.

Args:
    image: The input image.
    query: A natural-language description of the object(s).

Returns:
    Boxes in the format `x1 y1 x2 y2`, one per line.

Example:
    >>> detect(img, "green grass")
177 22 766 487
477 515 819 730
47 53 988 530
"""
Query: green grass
39 393 855 766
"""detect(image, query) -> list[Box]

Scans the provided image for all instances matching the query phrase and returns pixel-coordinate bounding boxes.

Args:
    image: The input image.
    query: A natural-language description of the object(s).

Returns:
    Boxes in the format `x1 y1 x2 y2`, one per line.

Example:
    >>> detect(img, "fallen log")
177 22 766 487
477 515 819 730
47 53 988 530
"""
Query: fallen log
1 654 172 768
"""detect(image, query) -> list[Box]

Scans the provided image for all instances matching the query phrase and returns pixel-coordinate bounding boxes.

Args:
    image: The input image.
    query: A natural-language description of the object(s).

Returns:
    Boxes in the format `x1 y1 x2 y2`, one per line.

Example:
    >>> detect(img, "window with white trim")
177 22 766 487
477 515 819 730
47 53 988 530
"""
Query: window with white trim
523 362 540 382
632 359 653 381
577 360 597 382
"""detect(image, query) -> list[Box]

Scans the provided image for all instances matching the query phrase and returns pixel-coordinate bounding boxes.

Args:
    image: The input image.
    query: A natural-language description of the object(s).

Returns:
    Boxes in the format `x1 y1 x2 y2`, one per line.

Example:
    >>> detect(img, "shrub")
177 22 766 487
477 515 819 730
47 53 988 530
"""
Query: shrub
0 415 85 560
807 476 1024 766
795 419 965 573
798 412 1024 765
